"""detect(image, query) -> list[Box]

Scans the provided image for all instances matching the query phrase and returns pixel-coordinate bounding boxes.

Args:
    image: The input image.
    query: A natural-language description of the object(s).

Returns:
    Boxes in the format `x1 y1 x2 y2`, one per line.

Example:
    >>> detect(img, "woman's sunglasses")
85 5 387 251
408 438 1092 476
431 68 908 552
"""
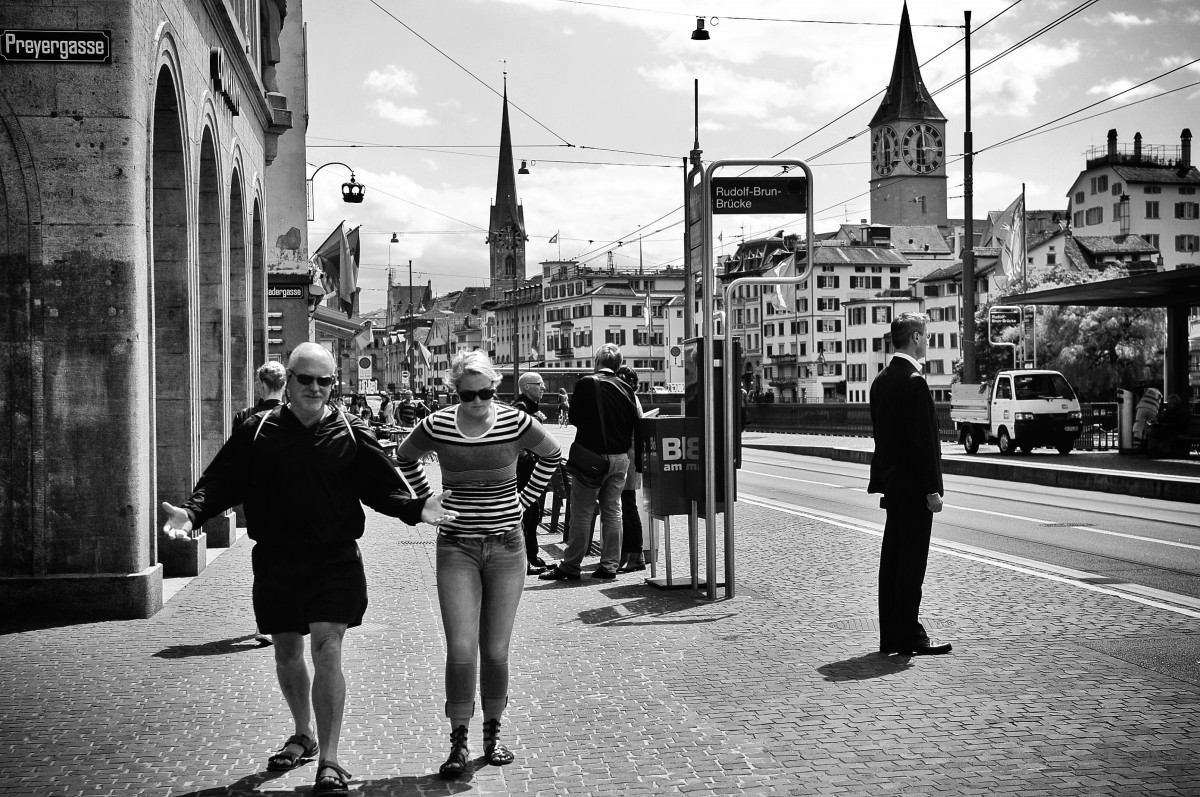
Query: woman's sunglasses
289 371 335 387
457 388 495 402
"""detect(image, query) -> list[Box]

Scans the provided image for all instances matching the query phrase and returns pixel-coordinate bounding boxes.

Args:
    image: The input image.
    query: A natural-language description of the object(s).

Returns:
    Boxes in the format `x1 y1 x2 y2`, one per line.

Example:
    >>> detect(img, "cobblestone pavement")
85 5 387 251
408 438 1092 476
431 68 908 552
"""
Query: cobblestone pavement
2 429 1198 796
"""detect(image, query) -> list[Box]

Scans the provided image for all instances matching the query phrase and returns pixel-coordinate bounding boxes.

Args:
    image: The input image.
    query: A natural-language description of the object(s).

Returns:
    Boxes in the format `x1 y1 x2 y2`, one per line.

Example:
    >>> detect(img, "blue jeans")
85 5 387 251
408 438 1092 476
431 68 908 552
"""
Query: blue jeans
436 527 526 719
561 453 628 574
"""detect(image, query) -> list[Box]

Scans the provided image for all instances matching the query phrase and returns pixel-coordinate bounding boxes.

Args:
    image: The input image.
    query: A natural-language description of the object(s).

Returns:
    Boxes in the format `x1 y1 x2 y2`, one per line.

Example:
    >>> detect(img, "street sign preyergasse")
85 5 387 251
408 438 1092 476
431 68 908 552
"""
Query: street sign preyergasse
1 29 112 63
711 176 806 215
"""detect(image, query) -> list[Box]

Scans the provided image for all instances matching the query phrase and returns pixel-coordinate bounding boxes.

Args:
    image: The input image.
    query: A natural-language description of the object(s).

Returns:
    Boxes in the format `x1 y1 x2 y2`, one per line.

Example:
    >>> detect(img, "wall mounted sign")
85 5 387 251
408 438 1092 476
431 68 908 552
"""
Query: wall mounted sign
0 29 111 63
268 286 305 299
209 47 241 116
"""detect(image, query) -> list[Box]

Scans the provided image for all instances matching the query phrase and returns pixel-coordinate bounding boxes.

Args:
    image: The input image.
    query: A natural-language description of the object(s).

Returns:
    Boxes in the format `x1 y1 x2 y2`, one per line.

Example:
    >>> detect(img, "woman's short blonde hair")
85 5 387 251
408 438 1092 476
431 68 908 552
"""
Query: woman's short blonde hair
445 350 501 390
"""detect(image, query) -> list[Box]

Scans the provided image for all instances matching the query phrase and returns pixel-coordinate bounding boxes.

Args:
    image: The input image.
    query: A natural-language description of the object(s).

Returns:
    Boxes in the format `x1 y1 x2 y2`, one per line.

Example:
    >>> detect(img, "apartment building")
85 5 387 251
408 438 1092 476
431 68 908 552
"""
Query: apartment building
1066 128 1199 270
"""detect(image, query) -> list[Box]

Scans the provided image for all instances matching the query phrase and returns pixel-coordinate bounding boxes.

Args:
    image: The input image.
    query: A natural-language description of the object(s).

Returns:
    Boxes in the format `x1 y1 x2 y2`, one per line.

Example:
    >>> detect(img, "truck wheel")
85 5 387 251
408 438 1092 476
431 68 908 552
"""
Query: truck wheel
1056 439 1074 455
998 428 1016 455
963 427 980 454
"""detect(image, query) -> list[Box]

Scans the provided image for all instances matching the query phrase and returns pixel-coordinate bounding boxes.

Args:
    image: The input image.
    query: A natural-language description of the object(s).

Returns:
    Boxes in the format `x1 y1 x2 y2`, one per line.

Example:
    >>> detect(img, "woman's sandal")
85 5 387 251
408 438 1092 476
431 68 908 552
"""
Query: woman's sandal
482 718 515 766
314 760 352 796
265 732 318 772
438 725 470 779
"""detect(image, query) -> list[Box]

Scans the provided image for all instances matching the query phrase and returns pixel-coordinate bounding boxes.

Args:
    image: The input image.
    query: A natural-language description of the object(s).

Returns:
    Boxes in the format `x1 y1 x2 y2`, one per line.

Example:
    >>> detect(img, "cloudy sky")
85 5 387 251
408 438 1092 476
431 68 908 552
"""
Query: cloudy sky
303 0 1200 311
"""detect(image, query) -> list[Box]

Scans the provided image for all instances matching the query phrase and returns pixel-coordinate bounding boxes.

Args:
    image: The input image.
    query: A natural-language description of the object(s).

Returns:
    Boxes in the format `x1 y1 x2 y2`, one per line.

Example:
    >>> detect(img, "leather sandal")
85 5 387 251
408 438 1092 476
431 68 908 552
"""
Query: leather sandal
439 725 470 779
314 760 351 795
266 732 318 771
482 718 514 766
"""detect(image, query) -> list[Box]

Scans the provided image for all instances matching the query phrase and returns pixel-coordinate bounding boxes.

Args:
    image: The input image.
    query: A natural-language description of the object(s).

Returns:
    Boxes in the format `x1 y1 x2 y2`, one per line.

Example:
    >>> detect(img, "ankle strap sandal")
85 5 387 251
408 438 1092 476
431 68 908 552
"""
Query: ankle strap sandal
482 718 514 766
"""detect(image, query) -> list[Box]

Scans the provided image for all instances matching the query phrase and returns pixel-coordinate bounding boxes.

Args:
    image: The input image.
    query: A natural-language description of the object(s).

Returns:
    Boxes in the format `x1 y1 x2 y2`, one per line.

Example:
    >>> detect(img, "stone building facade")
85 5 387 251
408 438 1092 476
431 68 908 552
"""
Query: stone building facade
0 0 304 619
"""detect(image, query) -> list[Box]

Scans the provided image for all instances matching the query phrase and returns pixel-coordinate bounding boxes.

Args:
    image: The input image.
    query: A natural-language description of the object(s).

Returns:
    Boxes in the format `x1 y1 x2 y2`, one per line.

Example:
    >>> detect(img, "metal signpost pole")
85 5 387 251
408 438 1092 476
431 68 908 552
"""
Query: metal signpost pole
705 160 814 599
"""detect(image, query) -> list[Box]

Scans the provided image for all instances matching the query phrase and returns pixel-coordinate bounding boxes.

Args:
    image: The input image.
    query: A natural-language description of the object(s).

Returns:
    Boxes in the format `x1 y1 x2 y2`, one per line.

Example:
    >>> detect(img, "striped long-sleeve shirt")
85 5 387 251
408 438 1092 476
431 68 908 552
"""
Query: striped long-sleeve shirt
396 403 562 537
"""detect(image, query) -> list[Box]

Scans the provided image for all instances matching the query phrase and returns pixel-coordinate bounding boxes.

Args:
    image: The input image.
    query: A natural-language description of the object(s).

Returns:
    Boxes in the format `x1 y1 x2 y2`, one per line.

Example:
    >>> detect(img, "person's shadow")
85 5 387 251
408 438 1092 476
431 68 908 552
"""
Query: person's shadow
153 634 272 659
818 652 914 682
172 768 475 796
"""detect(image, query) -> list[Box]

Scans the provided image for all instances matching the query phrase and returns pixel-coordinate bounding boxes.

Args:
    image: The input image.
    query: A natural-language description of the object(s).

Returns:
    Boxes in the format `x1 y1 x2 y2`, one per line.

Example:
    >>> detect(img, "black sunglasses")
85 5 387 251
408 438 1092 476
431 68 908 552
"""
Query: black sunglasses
457 388 496 402
289 371 335 387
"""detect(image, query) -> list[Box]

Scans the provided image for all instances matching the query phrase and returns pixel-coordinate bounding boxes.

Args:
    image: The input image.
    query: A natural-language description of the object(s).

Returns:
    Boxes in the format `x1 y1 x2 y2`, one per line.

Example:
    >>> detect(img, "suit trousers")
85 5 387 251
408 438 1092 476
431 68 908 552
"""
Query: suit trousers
516 455 546 565
878 495 934 649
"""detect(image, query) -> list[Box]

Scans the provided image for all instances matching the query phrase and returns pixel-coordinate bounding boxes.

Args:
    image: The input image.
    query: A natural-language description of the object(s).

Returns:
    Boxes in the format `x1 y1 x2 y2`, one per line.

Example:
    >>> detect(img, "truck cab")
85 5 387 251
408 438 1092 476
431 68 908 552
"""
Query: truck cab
951 370 1083 455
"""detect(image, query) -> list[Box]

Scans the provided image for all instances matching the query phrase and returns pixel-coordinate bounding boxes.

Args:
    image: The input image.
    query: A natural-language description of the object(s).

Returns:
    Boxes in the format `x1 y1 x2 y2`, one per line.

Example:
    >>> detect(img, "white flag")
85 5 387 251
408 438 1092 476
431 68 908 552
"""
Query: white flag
548 232 558 244
767 253 797 313
997 192 1025 288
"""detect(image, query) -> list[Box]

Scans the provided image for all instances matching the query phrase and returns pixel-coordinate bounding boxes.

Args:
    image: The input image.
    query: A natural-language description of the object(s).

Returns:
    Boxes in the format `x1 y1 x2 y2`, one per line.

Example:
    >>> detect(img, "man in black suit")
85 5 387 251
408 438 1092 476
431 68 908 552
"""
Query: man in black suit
868 312 952 657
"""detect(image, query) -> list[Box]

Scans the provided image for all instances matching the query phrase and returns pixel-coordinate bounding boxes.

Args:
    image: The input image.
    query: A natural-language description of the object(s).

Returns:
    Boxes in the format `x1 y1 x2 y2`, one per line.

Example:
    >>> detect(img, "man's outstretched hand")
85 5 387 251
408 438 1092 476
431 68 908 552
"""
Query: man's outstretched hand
160 502 194 540
421 490 458 526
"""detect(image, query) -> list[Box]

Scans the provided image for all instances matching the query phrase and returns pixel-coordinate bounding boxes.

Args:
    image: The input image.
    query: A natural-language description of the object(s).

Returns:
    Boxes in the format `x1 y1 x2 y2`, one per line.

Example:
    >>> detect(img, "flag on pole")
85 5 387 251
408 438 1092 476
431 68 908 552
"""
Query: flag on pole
767 253 797 313
548 232 558 244
343 226 361 317
996 192 1025 289
416 339 432 366
310 221 362 318
353 320 373 351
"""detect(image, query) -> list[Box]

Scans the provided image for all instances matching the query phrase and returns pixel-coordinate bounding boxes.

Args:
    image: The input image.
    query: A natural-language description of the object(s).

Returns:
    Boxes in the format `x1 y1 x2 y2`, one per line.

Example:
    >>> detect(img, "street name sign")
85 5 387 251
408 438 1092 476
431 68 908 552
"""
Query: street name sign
988 305 1022 345
711 177 806 215
1 30 112 63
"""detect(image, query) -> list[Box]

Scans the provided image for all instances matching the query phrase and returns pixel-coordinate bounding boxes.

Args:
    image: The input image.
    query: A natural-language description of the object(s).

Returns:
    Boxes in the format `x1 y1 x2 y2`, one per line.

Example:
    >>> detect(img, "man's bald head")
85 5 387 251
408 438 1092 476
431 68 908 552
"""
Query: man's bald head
289 342 335 373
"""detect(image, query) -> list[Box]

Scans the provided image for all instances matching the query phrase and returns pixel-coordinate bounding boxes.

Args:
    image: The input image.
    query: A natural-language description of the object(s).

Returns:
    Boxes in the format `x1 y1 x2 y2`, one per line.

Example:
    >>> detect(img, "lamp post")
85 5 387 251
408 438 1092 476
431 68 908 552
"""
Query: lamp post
407 258 416 397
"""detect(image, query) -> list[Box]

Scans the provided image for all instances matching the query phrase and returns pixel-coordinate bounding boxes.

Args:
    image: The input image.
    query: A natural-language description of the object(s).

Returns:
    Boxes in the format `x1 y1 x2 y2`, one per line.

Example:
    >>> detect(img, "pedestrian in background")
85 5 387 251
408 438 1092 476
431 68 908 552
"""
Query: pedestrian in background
396 351 561 778
513 372 551 575
868 312 952 657
557 388 570 426
161 342 456 796
232 360 288 646
1133 386 1163 449
615 365 646 573
541 343 638 581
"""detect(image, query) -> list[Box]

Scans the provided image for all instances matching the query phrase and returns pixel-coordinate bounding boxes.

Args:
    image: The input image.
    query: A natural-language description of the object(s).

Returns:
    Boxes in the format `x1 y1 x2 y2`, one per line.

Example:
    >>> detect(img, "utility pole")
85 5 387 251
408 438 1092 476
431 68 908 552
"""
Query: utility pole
961 10 977 383
408 259 416 396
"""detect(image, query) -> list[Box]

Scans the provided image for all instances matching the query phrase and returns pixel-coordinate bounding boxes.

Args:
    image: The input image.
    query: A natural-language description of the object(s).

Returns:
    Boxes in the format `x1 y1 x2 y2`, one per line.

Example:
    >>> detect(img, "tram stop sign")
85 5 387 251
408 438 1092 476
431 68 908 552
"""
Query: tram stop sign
711 176 806 215
988 305 1023 345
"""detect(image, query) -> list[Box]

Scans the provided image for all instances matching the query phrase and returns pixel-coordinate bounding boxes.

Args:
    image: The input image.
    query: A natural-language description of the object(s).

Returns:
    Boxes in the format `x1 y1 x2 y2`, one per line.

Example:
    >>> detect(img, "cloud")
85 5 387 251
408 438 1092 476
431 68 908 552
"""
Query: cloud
638 62 803 122
371 99 435 127
949 41 1082 118
1086 79 1158 101
364 65 419 95
1106 11 1154 28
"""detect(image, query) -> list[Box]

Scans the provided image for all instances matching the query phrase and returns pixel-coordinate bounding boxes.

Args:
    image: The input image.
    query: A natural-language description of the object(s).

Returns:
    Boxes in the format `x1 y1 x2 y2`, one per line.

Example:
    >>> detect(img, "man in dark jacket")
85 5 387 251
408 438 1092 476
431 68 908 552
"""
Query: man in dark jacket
234 361 287 427
542 344 638 581
513 372 551 574
161 343 455 793
868 312 951 657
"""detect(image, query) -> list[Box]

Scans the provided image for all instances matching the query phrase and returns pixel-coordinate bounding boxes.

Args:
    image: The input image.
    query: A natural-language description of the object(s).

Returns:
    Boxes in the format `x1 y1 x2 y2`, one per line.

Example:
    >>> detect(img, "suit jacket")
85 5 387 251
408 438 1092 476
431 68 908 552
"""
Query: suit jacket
867 356 943 499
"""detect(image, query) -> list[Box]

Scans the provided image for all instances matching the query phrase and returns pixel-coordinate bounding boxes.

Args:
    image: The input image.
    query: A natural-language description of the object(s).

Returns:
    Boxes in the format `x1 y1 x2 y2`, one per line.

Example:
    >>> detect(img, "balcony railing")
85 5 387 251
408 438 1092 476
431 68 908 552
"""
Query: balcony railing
555 348 575 359
770 353 797 364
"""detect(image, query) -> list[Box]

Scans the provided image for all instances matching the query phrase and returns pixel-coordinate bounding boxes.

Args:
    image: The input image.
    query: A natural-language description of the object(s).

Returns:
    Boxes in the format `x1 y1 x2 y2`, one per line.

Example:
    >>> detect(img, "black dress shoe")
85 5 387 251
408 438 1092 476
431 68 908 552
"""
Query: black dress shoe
526 564 546 576
590 567 617 580
539 566 580 581
898 642 953 656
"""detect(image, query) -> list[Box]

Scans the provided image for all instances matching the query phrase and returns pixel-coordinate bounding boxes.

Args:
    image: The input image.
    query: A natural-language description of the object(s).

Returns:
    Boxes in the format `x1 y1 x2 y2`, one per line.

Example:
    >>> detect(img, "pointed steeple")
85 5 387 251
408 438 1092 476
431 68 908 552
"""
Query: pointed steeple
870 3 945 127
492 82 522 229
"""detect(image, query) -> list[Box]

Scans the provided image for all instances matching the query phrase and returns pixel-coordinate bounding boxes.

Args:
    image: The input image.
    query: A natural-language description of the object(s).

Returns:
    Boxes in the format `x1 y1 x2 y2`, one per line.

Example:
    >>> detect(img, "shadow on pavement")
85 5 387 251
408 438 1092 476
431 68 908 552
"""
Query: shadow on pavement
818 652 915 682
573 583 737 627
172 771 288 796
173 768 473 796
153 634 272 659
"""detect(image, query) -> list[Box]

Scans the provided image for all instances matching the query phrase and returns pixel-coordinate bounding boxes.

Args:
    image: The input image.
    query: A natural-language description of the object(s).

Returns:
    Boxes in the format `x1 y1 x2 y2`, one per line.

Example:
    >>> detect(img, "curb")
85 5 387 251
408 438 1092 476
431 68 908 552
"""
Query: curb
744 443 1200 504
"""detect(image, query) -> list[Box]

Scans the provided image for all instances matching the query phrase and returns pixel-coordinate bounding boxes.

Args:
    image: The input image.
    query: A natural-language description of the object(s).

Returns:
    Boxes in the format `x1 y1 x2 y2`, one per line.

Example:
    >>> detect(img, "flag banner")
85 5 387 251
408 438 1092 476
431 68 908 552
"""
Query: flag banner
996 192 1024 289
767 253 797 313
548 232 558 244
343 226 361 318
353 320 373 351
416 339 432 366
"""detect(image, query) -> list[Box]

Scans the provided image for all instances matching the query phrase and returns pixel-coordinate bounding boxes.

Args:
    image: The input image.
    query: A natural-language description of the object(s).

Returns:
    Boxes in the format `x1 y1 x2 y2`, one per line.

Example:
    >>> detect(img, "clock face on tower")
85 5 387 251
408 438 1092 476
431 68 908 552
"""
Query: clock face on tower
872 126 899 176
902 123 945 173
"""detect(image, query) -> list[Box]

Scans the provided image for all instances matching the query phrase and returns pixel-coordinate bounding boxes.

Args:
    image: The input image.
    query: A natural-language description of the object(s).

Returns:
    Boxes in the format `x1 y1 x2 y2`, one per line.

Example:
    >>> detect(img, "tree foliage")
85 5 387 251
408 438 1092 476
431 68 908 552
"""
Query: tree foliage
956 264 1165 402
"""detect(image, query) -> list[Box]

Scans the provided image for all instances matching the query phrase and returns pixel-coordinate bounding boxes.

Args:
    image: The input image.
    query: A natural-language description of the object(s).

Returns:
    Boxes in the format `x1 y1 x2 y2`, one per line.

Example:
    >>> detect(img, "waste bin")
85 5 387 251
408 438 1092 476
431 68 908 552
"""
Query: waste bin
640 415 693 517
1116 388 1134 452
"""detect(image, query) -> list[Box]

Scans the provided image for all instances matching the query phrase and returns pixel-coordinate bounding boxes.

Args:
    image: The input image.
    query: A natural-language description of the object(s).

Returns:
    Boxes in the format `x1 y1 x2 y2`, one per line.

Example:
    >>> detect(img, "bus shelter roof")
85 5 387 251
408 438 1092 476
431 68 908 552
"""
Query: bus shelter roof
1004 267 1200 308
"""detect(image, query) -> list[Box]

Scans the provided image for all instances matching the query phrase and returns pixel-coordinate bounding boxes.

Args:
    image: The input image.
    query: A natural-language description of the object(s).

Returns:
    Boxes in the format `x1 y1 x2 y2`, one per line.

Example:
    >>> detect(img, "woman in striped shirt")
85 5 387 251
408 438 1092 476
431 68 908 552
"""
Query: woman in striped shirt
396 351 561 778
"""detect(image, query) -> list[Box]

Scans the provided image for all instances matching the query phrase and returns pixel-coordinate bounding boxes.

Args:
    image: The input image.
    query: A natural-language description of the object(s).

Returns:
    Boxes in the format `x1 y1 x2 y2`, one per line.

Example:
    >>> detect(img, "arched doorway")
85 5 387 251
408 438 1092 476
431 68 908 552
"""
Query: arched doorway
228 168 250 410
151 65 195 531
197 127 226 469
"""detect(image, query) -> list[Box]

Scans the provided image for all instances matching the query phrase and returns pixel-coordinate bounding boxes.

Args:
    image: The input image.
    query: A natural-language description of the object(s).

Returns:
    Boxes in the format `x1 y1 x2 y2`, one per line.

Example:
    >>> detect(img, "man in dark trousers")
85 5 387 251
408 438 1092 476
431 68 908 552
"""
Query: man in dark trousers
868 312 952 657
513 372 551 575
541 344 638 581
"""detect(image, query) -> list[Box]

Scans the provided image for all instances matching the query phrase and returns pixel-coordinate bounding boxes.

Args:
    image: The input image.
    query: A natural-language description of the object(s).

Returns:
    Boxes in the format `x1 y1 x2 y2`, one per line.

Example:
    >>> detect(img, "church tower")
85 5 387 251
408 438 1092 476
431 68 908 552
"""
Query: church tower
486 81 527 300
869 3 948 226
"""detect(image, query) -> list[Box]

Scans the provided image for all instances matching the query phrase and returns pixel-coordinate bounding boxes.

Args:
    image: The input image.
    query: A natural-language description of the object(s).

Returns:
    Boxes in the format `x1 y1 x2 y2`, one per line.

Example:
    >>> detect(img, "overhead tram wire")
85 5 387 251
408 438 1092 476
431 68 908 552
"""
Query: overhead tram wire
554 0 957 27
366 0 573 146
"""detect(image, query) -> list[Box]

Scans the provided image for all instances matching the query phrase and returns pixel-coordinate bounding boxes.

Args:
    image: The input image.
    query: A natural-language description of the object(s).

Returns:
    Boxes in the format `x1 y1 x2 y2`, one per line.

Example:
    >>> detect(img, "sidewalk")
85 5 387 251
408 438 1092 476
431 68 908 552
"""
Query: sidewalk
2 435 1198 795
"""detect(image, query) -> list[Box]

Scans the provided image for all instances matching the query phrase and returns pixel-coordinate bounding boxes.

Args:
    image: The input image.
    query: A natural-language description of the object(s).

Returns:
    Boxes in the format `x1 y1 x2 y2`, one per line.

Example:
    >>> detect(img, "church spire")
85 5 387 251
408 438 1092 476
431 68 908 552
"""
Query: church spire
870 2 945 127
493 78 521 228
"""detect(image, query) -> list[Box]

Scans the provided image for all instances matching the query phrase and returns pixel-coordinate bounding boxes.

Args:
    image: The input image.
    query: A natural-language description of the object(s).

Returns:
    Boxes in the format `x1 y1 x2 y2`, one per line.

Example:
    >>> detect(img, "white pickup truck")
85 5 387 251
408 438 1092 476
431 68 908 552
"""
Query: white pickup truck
950 369 1083 455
